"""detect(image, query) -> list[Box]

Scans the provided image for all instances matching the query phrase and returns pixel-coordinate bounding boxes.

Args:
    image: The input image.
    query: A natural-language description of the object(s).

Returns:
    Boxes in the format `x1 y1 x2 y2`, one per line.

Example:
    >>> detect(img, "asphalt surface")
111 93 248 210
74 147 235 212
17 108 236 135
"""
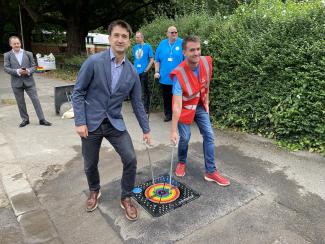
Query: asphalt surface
0 60 324 244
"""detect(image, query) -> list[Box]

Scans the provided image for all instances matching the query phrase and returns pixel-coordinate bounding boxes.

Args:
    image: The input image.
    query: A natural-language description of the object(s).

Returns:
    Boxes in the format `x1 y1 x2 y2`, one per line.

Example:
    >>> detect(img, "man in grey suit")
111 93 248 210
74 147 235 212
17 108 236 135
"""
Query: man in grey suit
3 36 52 127
72 20 151 221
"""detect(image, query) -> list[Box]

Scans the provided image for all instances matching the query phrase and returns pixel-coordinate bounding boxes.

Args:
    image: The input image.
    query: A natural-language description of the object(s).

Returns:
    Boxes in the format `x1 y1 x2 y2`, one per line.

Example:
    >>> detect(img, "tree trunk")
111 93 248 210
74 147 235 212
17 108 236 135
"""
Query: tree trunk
66 16 87 56
0 11 5 52
21 7 34 51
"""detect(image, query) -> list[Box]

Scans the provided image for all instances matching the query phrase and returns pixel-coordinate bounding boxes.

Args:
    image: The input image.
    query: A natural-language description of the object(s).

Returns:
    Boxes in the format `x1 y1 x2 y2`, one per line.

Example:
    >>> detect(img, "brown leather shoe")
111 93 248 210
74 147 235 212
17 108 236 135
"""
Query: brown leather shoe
120 197 138 221
86 191 101 212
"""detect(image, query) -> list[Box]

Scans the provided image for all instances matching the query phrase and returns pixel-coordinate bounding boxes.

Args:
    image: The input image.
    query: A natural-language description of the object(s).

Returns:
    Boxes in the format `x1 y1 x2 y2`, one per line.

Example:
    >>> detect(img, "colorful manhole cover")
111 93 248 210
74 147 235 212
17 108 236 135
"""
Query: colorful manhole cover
145 182 180 204
132 174 200 217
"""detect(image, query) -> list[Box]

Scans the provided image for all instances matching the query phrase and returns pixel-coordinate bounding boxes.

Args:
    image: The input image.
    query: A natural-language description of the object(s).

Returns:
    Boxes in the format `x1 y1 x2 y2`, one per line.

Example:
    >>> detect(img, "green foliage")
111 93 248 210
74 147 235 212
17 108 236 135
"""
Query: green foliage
63 55 87 66
171 0 243 16
32 23 66 44
141 0 325 153
49 68 78 82
139 11 224 110
49 55 87 82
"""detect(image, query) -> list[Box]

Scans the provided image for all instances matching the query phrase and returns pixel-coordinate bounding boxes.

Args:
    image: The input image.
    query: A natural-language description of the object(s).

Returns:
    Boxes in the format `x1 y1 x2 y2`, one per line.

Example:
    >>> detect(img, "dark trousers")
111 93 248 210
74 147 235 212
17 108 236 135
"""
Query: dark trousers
139 72 150 113
81 119 137 199
12 85 45 121
160 83 173 119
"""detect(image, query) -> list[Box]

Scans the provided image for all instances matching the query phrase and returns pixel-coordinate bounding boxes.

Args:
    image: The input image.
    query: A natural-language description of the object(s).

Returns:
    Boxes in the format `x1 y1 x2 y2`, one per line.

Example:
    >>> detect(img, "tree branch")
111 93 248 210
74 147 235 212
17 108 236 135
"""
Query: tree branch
20 0 40 23
110 0 158 22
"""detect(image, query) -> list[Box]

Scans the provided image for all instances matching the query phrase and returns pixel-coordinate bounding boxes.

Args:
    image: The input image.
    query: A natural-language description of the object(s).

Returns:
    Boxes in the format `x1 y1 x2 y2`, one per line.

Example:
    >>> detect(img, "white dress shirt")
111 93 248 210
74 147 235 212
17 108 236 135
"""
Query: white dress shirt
13 49 30 76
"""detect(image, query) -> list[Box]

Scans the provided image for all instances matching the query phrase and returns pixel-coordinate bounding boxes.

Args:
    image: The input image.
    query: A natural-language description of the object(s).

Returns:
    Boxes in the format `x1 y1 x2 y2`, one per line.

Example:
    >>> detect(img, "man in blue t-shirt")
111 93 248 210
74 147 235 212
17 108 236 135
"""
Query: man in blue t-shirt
132 31 154 114
154 26 184 122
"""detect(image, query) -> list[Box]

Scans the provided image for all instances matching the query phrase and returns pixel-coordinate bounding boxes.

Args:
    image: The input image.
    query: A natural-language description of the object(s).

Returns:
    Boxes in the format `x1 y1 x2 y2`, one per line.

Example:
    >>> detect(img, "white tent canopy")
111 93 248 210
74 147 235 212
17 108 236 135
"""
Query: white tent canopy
86 33 109 45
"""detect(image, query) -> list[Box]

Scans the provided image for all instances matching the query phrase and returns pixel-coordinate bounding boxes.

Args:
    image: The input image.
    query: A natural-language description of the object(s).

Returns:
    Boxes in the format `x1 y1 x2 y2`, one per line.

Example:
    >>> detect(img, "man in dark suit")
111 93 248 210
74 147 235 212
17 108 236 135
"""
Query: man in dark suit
3 36 52 127
72 20 151 221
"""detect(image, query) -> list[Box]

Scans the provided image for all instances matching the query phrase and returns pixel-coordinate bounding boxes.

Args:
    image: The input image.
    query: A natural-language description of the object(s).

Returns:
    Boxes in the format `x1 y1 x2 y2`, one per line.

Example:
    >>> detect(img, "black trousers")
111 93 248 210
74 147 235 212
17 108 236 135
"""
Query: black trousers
160 83 173 119
81 119 137 199
139 72 150 113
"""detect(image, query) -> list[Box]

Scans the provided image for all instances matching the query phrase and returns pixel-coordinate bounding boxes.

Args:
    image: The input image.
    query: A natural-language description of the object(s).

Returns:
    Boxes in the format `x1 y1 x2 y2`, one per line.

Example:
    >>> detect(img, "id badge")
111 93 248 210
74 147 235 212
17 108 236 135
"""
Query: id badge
168 57 173 62
137 64 142 68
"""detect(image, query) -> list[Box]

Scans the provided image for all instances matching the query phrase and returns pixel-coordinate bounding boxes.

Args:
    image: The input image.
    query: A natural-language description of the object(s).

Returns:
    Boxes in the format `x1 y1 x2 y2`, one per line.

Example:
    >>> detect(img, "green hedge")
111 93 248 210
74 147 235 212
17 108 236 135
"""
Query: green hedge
140 0 325 153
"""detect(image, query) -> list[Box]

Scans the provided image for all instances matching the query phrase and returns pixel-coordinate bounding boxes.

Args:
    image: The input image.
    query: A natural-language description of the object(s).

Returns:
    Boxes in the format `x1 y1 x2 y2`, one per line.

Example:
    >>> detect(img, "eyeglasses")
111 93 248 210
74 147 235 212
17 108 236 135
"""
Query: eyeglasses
169 31 178 34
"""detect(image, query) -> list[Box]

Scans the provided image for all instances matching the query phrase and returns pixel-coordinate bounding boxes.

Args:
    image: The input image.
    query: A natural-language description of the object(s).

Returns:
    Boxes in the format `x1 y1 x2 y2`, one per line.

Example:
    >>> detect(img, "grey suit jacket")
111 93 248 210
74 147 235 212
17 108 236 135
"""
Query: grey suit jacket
72 49 150 133
3 50 37 88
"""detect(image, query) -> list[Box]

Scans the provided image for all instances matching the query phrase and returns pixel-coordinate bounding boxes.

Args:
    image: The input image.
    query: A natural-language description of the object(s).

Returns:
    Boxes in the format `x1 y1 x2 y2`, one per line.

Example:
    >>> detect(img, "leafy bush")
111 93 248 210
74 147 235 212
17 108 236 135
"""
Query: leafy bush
141 0 325 153
63 55 87 67
139 11 223 110
49 55 87 82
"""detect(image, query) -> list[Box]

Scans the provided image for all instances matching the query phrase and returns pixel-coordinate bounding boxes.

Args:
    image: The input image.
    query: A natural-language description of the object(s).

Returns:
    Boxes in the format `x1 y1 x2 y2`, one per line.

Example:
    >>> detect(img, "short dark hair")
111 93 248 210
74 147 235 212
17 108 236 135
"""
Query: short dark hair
108 20 132 37
135 31 144 38
9 36 21 44
182 35 201 50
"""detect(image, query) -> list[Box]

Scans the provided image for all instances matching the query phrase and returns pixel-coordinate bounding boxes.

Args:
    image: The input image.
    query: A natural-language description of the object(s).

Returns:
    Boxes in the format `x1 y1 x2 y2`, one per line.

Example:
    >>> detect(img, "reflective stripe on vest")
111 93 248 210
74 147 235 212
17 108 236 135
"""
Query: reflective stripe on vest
201 56 210 82
184 104 197 110
182 92 200 101
176 66 193 96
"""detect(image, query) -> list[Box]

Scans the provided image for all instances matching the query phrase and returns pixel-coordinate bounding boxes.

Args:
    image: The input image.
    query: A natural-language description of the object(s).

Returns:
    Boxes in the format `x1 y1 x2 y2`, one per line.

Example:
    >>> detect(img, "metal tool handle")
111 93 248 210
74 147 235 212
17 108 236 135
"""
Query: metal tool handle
144 140 155 185
169 140 177 187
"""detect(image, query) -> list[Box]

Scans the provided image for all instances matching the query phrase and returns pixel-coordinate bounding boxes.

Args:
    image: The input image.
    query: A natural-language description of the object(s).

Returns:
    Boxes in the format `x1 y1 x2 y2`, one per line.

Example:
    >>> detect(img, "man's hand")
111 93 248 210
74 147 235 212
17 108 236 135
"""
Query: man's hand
170 131 178 145
76 125 88 138
154 72 160 79
19 68 28 76
143 133 151 145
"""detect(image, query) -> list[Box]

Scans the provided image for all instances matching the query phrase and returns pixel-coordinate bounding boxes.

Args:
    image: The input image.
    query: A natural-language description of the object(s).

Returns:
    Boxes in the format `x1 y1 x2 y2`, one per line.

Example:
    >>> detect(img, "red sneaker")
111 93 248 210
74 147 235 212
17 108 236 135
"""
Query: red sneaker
175 162 186 177
204 171 230 186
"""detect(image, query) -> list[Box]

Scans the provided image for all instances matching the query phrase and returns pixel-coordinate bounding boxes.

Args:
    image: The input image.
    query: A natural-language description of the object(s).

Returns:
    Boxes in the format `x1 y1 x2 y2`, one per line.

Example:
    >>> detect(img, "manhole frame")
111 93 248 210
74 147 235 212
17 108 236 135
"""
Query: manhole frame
132 174 200 217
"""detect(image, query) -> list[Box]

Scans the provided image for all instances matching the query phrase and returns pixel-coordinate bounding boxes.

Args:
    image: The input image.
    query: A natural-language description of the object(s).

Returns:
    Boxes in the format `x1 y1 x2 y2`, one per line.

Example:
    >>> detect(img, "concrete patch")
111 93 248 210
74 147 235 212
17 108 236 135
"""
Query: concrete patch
0 180 9 208
178 195 313 244
97 158 261 243
0 204 23 244
9 192 41 216
1 166 32 197
0 132 7 145
1 164 61 243
18 209 60 244
0 225 23 244
0 145 15 162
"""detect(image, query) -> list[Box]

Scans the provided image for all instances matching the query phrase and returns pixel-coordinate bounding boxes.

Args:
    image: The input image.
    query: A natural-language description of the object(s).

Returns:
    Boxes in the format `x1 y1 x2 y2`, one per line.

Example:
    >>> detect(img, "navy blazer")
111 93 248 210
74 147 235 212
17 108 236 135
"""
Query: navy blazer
72 49 150 133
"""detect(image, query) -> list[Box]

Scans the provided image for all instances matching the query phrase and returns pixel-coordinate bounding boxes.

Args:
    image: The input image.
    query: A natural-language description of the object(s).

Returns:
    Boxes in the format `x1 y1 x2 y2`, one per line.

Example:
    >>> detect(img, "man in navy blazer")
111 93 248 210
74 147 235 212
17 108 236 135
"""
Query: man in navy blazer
72 20 151 221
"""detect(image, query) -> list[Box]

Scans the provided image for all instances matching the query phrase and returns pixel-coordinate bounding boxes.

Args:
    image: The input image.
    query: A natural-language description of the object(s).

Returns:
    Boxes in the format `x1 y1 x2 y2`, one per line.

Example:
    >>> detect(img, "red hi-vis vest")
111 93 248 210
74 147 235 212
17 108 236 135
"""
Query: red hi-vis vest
170 56 212 124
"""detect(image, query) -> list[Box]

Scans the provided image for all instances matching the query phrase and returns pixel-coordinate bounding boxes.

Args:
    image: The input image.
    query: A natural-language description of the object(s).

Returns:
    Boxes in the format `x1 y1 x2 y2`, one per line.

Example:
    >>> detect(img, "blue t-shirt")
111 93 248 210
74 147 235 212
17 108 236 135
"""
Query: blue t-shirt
173 67 199 96
133 43 153 74
155 38 184 85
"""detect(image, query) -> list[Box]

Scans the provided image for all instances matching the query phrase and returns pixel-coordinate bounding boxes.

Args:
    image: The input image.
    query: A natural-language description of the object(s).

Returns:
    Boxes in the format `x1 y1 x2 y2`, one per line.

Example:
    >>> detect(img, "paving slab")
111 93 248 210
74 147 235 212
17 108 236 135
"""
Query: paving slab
0 180 23 244
98 156 261 243
9 192 41 216
1 166 40 216
18 209 60 244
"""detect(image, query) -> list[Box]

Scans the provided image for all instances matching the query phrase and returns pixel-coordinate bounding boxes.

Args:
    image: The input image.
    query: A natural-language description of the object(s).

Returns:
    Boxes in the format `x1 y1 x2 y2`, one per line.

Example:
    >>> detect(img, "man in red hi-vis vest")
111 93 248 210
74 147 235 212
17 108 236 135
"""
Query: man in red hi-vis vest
170 35 230 186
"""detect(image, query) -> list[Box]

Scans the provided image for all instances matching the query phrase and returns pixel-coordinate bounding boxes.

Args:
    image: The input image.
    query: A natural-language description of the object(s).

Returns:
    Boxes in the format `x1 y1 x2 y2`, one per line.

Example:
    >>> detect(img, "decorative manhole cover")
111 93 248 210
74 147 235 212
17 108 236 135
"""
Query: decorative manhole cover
132 174 200 217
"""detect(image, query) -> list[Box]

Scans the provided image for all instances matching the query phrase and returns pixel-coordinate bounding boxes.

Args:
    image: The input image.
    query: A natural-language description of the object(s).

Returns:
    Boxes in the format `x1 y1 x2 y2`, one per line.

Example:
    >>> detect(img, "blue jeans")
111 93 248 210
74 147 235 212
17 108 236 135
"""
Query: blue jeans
178 104 217 173
81 119 137 199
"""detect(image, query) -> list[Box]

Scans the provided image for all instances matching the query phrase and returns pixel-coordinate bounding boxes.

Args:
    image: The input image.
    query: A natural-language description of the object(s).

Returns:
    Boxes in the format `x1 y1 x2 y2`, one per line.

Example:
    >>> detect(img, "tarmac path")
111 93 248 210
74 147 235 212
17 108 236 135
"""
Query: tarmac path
0 60 324 243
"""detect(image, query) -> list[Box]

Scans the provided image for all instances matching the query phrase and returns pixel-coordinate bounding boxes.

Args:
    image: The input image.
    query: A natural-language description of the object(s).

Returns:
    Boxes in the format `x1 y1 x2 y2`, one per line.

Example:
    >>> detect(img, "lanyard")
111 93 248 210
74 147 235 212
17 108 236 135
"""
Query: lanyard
136 44 144 59
168 41 177 57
